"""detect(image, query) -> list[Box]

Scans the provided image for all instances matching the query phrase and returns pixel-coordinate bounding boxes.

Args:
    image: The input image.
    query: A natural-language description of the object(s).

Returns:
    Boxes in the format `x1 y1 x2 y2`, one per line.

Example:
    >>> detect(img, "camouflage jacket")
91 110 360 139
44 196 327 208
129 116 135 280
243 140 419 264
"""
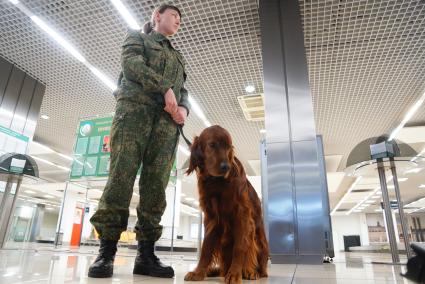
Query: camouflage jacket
114 29 190 115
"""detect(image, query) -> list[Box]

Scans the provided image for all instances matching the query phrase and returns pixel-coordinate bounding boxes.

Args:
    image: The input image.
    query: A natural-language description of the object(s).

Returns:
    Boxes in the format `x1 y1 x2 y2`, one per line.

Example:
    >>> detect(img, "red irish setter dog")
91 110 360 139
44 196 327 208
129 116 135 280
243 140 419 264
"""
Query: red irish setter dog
184 125 269 284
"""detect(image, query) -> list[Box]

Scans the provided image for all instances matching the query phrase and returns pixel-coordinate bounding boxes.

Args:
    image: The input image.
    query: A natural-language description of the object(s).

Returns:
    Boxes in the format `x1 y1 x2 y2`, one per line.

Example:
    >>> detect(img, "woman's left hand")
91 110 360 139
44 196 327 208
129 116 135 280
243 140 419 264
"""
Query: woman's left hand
172 106 187 125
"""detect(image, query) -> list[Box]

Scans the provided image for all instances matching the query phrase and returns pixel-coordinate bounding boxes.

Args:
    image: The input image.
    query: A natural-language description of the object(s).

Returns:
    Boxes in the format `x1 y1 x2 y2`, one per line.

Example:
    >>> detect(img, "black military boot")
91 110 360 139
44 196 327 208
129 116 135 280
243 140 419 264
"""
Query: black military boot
88 239 118 278
133 241 174 278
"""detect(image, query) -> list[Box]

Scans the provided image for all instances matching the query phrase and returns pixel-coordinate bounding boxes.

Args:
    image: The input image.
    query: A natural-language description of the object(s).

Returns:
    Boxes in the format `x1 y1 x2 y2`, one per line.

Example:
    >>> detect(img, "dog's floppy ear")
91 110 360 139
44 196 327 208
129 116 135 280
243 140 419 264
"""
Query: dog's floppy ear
228 147 243 177
186 136 203 175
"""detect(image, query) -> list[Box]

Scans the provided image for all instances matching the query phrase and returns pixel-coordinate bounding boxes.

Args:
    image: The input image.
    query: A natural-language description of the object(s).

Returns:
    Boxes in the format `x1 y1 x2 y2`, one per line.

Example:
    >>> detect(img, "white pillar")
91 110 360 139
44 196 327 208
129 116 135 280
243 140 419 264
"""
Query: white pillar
81 204 96 242
160 179 181 240
359 213 370 246
392 210 400 243
59 190 77 246
382 210 389 242
383 209 400 243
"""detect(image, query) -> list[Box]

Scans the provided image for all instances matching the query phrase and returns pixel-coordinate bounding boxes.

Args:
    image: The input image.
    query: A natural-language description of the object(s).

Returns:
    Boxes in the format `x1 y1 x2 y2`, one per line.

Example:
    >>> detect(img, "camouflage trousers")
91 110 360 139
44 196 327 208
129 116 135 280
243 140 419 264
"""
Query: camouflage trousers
90 99 178 241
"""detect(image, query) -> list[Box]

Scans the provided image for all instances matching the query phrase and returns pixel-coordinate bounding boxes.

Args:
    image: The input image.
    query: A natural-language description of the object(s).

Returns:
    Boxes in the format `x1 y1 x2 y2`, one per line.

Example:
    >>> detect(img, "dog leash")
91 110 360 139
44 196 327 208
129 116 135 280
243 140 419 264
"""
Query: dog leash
177 124 192 147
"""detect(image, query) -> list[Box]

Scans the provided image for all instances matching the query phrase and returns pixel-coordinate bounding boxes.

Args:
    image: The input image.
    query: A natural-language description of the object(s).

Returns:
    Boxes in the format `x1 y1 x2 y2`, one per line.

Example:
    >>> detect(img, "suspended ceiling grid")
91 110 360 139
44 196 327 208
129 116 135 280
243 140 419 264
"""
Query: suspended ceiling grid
0 0 424 178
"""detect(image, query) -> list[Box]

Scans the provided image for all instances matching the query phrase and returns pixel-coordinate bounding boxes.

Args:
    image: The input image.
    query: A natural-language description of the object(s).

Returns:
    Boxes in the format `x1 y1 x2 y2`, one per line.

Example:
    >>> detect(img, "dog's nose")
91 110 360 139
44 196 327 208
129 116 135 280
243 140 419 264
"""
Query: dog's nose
220 162 229 173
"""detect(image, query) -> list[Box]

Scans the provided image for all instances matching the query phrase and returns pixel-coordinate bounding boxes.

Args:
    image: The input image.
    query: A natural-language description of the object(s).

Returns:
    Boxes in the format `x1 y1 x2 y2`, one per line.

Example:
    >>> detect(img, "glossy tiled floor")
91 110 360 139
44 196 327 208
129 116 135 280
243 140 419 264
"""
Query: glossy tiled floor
0 246 416 284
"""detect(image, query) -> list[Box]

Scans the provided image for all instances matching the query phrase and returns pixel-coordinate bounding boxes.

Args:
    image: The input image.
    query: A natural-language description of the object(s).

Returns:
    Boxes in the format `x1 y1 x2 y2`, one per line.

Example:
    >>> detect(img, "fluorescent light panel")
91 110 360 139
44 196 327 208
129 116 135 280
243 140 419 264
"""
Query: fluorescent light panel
331 177 362 215
31 141 86 169
110 0 140 30
346 186 381 215
57 153 73 161
389 91 425 141
404 168 422 174
88 65 117 91
32 156 70 171
30 16 86 63
411 149 425 162
188 95 211 127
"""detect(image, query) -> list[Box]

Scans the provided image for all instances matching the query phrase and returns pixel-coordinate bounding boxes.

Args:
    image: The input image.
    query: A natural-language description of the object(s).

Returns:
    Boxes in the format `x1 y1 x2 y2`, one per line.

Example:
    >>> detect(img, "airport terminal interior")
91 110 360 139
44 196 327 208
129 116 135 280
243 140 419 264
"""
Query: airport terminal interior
1 0 425 283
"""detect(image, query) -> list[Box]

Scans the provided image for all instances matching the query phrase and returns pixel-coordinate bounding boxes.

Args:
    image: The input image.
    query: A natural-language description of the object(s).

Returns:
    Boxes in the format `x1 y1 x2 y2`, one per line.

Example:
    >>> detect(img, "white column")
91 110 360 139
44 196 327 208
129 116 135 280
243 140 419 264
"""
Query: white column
59 190 77 246
382 210 400 243
382 210 389 242
160 179 181 240
81 204 96 242
392 211 400 243
359 213 370 246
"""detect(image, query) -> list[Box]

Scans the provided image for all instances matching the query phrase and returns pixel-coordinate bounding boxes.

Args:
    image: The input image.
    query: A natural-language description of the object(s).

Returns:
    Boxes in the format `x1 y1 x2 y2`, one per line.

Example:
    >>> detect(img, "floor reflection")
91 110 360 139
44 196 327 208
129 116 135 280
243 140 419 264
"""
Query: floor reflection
0 248 416 284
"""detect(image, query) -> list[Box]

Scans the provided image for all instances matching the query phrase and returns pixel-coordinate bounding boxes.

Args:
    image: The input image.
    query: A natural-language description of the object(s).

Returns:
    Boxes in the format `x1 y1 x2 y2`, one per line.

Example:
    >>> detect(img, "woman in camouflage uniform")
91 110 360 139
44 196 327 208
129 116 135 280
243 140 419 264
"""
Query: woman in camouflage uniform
88 4 189 278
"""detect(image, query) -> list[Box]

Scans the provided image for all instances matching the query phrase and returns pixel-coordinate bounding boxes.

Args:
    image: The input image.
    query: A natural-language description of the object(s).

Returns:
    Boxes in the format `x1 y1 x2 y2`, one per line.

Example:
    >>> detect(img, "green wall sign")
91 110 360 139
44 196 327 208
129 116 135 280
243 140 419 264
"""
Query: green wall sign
70 115 177 181
70 116 113 179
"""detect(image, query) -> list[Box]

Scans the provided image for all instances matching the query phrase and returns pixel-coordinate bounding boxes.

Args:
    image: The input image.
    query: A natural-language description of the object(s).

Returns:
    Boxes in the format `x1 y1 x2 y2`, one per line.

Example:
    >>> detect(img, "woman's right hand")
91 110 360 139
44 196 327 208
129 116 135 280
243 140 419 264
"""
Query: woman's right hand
164 88 178 115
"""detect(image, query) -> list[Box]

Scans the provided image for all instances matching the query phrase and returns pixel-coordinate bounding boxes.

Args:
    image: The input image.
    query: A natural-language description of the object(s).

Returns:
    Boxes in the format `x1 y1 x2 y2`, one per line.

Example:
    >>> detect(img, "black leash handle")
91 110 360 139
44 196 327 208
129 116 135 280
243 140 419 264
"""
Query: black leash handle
177 124 192 147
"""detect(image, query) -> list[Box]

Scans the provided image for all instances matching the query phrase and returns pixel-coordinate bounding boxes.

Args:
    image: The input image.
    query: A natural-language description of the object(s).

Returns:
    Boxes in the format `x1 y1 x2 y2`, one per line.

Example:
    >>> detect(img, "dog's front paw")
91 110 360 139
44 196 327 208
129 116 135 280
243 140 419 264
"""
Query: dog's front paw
184 271 205 281
243 270 260 280
225 271 242 284
259 271 268 278
206 267 221 277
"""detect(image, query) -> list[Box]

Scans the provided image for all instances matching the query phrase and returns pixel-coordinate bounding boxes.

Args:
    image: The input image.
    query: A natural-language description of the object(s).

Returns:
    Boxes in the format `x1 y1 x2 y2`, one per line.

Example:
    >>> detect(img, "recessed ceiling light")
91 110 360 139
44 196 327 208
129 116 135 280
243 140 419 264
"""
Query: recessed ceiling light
44 195 54 199
25 190 36 194
40 114 50 120
245 85 255 93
